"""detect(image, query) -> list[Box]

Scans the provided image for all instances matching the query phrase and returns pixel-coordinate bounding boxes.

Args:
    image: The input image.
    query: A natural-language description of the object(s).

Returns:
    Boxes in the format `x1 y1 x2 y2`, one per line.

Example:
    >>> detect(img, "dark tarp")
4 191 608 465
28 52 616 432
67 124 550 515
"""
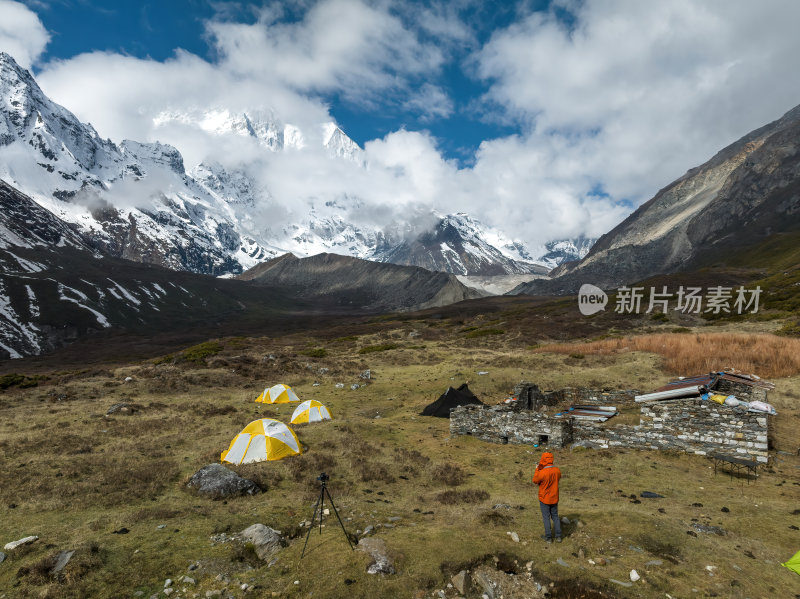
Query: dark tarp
421 383 484 417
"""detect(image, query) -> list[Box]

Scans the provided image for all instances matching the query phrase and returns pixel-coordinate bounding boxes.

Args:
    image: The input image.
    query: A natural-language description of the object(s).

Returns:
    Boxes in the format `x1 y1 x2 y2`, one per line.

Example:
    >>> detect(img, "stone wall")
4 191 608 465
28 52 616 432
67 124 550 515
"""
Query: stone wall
714 379 768 403
451 392 772 463
573 399 770 462
450 404 572 447
541 387 641 407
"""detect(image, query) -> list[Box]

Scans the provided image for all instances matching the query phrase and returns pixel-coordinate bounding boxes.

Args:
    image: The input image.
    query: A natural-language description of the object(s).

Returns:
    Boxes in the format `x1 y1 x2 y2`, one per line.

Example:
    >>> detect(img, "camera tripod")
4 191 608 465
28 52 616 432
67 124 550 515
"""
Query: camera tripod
301 473 354 558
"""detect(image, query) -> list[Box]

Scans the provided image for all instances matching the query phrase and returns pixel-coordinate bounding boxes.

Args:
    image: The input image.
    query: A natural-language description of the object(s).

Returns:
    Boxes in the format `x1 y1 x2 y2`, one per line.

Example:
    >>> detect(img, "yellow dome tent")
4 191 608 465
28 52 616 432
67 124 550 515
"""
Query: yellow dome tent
221 418 302 464
256 383 301 404
291 400 332 424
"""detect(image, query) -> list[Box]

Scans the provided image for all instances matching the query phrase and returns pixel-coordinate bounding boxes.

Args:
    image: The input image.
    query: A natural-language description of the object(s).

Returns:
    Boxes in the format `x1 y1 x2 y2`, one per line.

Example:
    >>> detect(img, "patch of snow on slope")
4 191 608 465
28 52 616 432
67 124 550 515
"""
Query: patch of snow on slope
107 279 141 306
57 283 110 328
25 285 39 318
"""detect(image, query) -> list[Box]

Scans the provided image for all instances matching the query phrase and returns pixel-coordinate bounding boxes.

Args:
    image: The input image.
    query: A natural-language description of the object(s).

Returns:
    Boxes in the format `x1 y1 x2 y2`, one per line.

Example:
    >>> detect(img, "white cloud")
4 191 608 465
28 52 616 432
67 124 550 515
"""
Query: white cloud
208 0 444 103
473 0 800 206
0 0 49 68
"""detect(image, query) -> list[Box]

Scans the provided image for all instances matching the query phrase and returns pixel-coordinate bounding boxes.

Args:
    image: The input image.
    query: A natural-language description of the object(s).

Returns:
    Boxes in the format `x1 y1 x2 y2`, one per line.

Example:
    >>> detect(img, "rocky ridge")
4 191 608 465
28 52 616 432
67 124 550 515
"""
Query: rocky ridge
513 102 800 295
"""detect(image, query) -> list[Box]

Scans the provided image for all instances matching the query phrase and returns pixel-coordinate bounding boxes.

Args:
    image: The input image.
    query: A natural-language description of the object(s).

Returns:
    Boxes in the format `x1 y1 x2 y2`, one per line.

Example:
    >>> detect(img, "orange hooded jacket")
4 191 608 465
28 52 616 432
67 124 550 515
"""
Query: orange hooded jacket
532 452 561 504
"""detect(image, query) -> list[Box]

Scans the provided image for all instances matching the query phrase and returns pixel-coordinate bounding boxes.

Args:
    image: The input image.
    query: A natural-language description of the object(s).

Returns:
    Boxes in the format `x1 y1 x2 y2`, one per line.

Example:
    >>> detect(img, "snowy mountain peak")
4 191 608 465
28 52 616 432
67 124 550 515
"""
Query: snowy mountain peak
323 123 363 162
120 140 185 176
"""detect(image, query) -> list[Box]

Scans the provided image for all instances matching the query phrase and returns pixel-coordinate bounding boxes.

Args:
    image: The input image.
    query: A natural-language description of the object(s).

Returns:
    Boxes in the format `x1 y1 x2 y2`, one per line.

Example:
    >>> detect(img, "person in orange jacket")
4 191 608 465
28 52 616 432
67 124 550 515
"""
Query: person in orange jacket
533 452 562 542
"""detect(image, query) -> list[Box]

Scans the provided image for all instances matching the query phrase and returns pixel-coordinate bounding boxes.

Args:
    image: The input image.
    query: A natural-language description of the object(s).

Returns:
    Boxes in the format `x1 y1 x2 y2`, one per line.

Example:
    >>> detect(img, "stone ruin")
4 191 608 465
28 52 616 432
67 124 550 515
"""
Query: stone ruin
450 380 773 463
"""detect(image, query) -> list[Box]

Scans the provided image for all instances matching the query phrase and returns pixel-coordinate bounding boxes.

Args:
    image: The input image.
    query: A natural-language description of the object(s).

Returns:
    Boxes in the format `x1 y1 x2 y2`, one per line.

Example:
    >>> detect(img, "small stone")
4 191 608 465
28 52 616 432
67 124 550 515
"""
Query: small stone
561 516 570 524
188 563 198 571
451 570 469 595
165 579 173 588
294 580 300 585
609 579 633 588
645 559 663 567
0 551 5 564
3 536 38 551
183 577 196 584
241 583 249 591
157 525 166 529
557 558 569 567
630 569 640 582
721 507 730 513
50 550 74 574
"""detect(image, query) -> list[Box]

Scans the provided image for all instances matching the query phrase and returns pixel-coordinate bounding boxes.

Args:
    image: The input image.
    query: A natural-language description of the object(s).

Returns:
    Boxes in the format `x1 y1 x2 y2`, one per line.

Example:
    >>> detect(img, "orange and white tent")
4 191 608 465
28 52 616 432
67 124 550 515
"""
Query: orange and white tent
290 400 332 424
221 418 302 464
255 383 300 404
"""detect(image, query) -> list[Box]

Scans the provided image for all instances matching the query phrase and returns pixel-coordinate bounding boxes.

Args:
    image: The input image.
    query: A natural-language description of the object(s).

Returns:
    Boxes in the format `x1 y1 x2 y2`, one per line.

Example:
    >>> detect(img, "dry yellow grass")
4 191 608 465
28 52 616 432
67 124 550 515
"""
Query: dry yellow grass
535 332 800 378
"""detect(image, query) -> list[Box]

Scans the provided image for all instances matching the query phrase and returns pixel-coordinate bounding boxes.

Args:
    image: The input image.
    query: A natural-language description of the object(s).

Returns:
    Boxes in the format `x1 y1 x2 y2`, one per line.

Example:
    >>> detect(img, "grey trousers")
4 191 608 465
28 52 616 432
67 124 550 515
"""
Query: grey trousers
539 501 561 539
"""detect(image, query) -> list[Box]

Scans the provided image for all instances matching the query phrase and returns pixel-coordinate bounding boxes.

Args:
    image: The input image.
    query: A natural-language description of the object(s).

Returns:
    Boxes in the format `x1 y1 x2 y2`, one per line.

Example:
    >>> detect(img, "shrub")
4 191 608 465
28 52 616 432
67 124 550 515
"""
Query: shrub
568 353 585 360
776 321 800 337
0 373 45 390
431 463 466 486
464 328 505 339
181 341 223 364
358 343 398 354
301 347 327 358
436 489 489 504
358 462 396 483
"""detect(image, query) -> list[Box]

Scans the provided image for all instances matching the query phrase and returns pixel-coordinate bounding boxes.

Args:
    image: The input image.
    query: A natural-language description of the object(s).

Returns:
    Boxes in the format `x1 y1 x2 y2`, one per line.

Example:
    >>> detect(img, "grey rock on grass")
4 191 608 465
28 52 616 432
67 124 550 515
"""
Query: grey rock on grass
357 537 395 574
238 524 287 561
186 464 261 499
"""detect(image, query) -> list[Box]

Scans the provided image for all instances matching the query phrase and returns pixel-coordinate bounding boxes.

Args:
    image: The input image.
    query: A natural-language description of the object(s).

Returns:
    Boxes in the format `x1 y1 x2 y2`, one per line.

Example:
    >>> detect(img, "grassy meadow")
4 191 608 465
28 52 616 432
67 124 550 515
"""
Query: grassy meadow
1 313 799 598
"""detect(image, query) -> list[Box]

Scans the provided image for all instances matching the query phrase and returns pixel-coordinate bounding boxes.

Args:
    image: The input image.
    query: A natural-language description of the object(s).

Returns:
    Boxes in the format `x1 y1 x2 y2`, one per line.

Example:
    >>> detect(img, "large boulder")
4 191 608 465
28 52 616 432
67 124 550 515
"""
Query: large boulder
238 524 286 561
186 464 261 499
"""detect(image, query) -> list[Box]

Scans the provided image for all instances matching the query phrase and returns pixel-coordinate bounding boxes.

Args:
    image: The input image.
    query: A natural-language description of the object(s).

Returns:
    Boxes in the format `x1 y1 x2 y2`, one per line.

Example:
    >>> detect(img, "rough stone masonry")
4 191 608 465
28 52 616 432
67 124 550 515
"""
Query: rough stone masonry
450 384 773 463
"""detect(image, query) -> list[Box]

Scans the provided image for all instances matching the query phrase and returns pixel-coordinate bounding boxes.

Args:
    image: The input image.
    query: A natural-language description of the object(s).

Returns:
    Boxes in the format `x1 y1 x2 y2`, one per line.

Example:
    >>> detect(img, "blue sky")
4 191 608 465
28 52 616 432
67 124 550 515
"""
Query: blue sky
3 0 800 248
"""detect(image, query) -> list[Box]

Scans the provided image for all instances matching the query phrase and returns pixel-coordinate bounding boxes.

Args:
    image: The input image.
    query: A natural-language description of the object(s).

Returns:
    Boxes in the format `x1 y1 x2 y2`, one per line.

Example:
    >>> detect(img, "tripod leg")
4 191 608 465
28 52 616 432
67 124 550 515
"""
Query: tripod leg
318 487 324 535
301 486 325 559
324 486 354 551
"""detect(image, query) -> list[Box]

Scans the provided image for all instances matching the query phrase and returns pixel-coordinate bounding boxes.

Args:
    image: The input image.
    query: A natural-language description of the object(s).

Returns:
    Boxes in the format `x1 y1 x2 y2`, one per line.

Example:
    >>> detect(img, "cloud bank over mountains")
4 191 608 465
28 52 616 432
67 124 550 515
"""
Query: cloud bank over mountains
2 0 800 250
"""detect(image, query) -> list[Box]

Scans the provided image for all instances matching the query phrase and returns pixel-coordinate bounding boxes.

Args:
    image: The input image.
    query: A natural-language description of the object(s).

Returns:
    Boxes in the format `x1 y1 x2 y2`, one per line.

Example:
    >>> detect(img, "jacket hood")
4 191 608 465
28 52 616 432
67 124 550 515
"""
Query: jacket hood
539 452 554 466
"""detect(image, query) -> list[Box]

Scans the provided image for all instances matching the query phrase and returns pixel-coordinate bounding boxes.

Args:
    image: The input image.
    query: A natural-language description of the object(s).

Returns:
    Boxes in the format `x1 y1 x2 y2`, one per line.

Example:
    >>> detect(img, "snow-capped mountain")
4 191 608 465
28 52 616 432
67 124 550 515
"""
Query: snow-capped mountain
373 212 549 276
532 236 597 270
0 52 561 277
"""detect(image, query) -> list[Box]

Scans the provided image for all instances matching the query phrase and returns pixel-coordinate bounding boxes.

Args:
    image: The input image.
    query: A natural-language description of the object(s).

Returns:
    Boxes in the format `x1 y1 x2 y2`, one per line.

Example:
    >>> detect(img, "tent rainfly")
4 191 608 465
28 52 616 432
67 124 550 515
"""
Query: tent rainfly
422 383 484 417
783 550 800 576
291 400 332 424
221 418 302 464
256 383 301 404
